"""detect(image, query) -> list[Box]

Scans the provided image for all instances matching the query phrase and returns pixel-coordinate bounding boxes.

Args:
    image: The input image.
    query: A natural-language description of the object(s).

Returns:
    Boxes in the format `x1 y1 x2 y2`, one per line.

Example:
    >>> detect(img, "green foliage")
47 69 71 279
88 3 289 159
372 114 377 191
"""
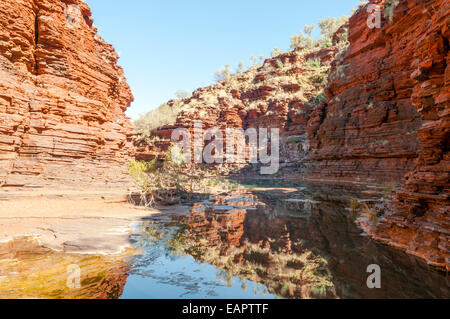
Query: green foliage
290 15 349 50
290 32 316 50
175 90 190 99
383 182 397 197
214 64 232 82
134 102 182 143
320 38 333 48
307 58 323 68
311 284 328 298
303 24 315 37
350 199 360 212
249 55 265 69
357 0 369 9
314 92 327 105
337 28 349 44
318 16 348 40
129 144 244 207
236 61 245 74
384 0 400 24
275 60 284 69
271 47 282 58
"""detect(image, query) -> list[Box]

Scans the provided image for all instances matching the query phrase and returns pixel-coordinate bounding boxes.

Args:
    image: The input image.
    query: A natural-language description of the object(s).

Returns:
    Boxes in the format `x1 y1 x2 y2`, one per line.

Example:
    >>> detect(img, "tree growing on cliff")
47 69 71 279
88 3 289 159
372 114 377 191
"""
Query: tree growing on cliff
290 15 349 50
175 90 190 99
214 64 232 82
134 102 182 142
290 30 315 50
236 61 246 74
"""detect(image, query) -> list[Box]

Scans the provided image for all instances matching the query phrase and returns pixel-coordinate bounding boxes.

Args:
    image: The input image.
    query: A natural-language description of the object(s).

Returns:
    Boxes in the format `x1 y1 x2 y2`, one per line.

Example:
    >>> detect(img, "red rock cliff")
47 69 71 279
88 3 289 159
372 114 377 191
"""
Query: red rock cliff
0 0 134 190
134 0 449 269
350 0 449 270
309 0 449 270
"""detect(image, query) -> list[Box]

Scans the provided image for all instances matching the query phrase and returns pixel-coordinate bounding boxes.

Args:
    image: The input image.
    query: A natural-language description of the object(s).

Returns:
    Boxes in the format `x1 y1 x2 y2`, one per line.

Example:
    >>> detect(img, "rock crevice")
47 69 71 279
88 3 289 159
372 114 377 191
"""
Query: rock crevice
0 0 135 191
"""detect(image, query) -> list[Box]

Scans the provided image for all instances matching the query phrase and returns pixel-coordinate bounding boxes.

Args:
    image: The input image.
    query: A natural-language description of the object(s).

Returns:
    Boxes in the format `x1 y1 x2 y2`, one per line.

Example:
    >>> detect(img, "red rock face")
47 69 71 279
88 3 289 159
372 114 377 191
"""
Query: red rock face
0 0 134 190
135 49 332 168
366 0 449 270
307 2 423 183
309 0 449 270
134 0 449 268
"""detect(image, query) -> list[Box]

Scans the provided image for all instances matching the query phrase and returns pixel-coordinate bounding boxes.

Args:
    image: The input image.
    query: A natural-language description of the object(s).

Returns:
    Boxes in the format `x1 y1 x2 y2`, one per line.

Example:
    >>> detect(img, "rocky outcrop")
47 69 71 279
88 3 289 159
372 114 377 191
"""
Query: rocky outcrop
0 0 134 191
170 189 449 298
0 237 129 299
307 2 422 183
308 0 449 270
350 0 449 270
135 48 334 171
136 0 448 269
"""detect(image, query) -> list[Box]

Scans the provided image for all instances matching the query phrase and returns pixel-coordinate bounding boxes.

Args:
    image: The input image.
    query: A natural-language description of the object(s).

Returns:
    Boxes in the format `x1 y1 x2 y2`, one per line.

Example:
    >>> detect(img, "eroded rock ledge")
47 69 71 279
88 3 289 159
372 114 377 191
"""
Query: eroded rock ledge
0 0 135 191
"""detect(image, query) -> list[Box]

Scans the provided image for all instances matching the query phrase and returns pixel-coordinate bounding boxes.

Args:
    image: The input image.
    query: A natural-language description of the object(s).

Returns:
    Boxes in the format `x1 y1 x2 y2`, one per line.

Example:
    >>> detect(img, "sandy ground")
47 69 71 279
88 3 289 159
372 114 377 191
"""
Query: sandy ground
0 194 189 255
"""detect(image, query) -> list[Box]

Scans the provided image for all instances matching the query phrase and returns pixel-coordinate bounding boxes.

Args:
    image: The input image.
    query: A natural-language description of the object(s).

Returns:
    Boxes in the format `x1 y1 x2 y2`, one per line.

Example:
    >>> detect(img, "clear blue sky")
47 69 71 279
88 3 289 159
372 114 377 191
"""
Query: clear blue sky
85 0 361 120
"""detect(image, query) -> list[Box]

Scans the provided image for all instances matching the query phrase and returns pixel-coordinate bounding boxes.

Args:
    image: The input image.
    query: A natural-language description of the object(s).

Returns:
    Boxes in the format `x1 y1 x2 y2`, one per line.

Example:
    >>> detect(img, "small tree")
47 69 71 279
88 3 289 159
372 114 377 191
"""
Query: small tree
258 55 265 64
304 24 315 37
290 32 315 50
175 90 189 99
214 64 232 82
236 61 245 73
271 47 282 58
318 16 348 40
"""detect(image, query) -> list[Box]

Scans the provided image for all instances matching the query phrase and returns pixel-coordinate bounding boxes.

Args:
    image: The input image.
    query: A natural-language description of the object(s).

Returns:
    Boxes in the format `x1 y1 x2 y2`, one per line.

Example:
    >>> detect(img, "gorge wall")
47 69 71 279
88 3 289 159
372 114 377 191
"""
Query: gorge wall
350 0 449 269
138 0 448 269
0 0 134 191
135 43 339 174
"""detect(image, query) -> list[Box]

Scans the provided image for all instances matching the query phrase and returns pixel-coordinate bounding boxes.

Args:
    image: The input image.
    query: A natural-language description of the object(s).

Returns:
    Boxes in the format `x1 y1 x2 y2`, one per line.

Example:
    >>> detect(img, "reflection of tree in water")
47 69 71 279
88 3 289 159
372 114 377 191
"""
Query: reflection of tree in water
138 205 337 299
135 183 449 299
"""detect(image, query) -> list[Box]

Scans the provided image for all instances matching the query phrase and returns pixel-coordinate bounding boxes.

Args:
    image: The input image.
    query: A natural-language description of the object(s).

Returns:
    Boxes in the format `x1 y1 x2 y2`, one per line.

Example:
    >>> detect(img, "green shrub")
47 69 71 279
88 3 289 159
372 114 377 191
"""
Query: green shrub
290 15 348 50
236 61 245 74
307 58 322 68
129 144 244 207
275 60 284 69
175 90 190 99
214 64 232 82
271 47 285 58
384 0 400 24
320 38 333 48
134 102 182 142
318 16 349 42
290 32 315 50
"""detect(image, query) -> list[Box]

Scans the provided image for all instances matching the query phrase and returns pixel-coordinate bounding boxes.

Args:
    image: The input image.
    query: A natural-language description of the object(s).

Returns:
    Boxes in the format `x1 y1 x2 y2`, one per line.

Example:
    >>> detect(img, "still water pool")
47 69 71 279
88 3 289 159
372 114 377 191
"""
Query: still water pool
0 182 448 299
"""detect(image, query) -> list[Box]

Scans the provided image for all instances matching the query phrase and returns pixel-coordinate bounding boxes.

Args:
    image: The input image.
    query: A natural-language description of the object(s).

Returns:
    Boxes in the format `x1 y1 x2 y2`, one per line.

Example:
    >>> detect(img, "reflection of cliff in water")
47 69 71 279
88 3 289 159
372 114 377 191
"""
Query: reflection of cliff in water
166 183 449 299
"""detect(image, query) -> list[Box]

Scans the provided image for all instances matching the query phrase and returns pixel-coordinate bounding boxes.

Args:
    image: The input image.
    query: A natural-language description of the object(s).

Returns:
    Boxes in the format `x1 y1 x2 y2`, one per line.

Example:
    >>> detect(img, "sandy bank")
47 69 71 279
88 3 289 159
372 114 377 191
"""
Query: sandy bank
0 192 189 255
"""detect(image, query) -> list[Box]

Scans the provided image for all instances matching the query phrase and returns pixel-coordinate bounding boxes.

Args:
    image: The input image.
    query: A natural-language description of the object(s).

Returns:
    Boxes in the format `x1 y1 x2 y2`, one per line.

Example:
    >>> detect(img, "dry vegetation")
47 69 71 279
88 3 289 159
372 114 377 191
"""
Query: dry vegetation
133 14 350 143
129 144 244 207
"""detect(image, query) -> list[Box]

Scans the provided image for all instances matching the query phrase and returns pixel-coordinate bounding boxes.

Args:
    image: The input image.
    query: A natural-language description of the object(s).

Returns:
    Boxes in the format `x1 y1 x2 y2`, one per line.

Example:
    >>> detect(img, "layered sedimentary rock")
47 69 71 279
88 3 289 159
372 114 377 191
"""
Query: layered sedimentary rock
136 0 448 269
353 0 449 270
170 189 448 298
135 47 335 171
307 1 423 183
304 0 449 269
0 0 134 190
0 237 129 299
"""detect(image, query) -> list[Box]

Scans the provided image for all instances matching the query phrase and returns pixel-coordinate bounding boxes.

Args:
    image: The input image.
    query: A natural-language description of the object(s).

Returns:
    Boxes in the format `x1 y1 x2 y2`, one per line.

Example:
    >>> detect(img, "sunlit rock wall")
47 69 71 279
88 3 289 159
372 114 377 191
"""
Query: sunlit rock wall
0 0 135 190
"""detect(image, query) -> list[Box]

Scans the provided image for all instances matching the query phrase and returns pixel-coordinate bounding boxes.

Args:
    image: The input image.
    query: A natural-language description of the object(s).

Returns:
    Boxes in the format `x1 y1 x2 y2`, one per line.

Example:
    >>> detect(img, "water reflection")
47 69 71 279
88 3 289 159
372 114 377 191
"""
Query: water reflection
0 237 130 299
125 184 449 299
0 182 448 299
121 218 275 299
